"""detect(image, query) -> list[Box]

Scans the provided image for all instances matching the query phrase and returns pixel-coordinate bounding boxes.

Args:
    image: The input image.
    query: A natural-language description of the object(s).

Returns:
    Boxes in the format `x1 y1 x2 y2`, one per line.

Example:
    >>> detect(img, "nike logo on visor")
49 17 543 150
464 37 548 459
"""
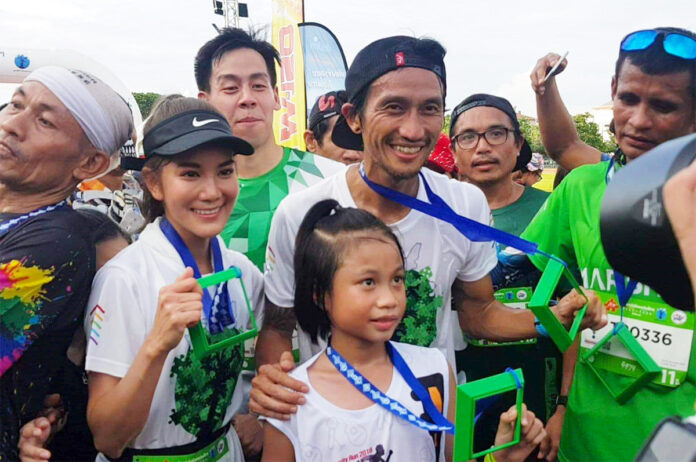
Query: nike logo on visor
192 117 219 127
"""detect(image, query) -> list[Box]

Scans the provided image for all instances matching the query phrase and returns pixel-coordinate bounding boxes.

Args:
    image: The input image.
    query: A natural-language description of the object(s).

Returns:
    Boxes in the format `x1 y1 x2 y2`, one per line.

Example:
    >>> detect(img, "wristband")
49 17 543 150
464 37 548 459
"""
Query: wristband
555 394 568 407
484 452 497 462
535 317 550 338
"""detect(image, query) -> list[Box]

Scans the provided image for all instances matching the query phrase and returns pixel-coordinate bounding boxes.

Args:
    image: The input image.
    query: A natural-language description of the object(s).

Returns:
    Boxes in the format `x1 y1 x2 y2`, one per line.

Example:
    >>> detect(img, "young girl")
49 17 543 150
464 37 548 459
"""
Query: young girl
83 95 263 461
262 199 546 462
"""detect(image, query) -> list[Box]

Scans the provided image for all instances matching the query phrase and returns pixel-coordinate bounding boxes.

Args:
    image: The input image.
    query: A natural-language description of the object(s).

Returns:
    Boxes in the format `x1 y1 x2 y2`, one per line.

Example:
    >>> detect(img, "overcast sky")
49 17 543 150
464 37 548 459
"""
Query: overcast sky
1 0 695 118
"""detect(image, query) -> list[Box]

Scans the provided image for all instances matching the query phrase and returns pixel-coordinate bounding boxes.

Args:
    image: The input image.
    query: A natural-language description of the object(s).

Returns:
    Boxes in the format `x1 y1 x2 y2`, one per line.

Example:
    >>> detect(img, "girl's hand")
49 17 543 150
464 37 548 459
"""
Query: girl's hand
18 394 65 462
146 268 203 356
494 404 549 462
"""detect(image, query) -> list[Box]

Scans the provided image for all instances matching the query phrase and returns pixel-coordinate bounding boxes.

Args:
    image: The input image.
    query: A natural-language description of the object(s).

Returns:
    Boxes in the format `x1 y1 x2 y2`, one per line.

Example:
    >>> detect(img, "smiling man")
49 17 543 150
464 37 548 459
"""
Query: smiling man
250 37 605 425
195 28 344 271
522 28 696 461
0 66 133 459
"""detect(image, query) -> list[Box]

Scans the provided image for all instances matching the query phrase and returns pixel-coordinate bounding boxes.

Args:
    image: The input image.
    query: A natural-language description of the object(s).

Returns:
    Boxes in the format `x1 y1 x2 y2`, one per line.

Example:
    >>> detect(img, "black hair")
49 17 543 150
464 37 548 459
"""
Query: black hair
310 117 333 147
75 209 130 244
141 94 224 222
195 27 281 92
615 27 696 99
293 199 404 343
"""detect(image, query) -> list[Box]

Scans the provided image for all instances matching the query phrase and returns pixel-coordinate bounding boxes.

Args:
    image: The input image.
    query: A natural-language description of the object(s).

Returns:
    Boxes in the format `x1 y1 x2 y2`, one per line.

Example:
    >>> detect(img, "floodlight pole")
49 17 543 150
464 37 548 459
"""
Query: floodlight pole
224 0 240 28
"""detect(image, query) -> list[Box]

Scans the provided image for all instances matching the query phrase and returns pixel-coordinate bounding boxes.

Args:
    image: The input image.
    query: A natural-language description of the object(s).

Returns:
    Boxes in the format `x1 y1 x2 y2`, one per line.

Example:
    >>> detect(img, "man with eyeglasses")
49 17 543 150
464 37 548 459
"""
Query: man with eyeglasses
518 27 696 461
448 94 558 455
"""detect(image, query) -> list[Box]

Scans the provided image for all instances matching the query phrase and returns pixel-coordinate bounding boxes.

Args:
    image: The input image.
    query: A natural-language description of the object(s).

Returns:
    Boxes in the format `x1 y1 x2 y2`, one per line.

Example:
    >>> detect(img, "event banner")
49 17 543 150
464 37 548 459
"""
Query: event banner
299 22 348 117
272 0 306 150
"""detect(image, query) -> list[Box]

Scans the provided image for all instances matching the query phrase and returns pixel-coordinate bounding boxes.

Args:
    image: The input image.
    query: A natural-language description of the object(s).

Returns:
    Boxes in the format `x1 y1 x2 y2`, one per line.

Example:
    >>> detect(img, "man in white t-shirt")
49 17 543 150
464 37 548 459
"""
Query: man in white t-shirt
251 35 607 417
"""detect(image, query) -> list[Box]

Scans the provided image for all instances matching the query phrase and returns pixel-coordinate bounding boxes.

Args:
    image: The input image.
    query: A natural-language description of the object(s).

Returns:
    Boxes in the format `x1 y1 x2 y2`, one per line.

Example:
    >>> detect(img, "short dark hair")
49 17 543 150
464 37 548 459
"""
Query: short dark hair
195 27 281 92
293 199 404 343
615 27 696 99
310 117 333 147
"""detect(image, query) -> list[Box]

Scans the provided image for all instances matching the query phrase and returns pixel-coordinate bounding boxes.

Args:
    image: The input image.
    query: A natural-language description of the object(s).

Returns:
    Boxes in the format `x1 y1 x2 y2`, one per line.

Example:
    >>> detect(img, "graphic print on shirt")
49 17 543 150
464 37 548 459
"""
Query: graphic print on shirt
0 259 54 375
332 371 445 462
391 243 443 347
223 149 332 269
169 337 244 436
411 372 446 459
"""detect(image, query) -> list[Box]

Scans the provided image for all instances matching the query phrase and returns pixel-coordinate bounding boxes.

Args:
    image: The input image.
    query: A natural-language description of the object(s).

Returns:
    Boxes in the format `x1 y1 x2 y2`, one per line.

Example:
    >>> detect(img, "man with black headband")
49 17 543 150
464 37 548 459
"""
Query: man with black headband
250 36 605 437
304 90 362 164
0 66 133 458
519 27 696 461
449 93 558 453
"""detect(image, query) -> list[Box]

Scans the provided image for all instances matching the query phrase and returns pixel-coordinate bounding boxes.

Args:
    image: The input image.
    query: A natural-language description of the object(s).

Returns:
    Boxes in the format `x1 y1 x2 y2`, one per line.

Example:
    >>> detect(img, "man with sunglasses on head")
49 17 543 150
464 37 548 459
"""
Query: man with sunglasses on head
531 26 696 170
518 27 696 461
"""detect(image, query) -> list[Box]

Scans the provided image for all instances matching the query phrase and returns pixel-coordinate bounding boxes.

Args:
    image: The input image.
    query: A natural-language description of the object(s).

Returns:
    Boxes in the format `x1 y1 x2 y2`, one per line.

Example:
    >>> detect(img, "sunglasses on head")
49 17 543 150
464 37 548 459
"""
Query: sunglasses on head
621 29 696 60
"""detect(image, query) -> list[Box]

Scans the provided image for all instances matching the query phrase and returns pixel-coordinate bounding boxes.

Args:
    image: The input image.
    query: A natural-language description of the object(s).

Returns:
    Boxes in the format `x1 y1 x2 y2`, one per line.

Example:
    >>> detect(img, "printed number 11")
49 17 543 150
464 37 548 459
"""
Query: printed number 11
661 369 677 385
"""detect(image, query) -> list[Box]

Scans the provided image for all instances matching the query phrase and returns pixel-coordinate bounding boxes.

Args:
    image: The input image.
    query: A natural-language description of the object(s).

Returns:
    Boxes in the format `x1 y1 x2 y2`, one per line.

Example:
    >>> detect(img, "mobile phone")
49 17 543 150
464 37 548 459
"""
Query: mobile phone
542 51 569 84
635 416 696 462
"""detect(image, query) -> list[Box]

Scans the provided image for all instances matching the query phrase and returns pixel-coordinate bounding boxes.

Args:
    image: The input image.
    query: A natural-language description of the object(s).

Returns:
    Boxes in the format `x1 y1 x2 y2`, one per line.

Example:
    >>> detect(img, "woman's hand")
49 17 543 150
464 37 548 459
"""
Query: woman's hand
146 267 203 356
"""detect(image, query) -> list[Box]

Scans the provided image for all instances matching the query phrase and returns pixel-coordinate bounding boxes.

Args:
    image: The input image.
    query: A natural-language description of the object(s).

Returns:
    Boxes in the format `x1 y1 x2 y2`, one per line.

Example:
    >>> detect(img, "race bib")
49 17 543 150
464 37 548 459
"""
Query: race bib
581 291 694 388
467 287 537 347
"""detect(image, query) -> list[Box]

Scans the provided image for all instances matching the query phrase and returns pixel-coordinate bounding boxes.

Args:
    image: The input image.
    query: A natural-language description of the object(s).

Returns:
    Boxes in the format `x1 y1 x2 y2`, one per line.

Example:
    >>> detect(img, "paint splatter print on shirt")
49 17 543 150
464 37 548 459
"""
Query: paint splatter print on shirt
0 208 95 460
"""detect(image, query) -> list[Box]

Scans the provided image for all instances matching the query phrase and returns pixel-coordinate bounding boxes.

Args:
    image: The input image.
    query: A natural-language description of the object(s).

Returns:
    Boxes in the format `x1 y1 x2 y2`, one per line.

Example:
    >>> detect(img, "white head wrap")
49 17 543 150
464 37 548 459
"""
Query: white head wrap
24 66 133 156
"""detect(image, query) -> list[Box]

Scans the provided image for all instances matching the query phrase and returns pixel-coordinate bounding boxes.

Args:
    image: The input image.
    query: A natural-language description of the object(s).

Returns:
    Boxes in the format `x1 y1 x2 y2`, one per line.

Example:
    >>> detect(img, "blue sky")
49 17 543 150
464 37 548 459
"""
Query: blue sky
1 0 694 117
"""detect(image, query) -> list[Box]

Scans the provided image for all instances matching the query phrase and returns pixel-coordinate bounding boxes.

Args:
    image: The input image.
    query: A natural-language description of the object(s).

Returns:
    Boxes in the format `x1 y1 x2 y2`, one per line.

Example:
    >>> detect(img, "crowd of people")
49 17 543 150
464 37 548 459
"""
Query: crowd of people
0 24 695 462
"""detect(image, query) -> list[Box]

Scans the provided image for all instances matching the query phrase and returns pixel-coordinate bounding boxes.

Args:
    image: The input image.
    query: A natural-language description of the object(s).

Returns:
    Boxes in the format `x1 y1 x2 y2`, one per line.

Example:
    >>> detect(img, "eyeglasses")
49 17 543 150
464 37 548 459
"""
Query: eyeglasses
451 127 516 150
621 29 696 60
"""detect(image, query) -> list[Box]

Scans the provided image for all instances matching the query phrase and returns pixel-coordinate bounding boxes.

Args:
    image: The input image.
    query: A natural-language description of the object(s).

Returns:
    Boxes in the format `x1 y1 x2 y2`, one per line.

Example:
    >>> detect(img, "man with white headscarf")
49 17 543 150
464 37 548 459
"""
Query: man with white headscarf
0 66 133 459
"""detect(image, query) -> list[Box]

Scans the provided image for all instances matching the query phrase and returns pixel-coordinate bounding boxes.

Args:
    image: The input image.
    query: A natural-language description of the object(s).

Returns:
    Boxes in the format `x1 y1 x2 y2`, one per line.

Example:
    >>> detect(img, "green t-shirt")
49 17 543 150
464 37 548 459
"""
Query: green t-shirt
492 186 549 242
221 147 344 270
522 161 696 462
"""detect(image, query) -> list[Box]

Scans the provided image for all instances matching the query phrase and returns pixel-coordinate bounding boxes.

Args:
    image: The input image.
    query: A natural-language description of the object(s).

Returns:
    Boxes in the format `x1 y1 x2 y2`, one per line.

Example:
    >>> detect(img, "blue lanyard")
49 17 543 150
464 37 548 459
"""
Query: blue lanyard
159 218 235 333
605 159 638 315
474 368 523 424
326 341 455 435
358 164 566 267
0 201 68 239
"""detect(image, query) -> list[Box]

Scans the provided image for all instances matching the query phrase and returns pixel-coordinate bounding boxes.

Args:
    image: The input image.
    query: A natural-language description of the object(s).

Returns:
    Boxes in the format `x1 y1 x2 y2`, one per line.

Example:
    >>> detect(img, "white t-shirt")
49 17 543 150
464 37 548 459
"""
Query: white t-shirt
84 219 264 459
265 342 451 462
264 167 497 368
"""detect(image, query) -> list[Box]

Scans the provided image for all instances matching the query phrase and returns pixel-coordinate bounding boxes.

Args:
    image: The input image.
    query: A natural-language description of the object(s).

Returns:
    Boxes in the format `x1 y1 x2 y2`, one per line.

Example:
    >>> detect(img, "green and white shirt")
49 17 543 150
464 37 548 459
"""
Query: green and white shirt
522 161 696 462
221 147 344 270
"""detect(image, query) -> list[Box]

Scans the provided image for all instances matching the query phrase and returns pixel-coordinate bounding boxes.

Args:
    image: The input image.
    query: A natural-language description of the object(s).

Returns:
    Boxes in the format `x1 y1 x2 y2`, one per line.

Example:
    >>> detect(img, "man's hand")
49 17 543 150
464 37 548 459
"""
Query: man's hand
544 406 565 462
249 351 309 421
494 404 549 462
553 289 607 331
531 53 568 96
232 414 264 458
18 394 65 462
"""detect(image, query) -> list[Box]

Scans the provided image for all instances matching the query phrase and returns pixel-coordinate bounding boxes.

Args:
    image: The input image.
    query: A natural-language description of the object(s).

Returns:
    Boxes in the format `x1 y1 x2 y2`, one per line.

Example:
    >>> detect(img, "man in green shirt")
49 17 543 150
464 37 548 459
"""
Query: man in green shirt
450 94 557 453
193 27 344 458
195 28 344 270
523 27 696 461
